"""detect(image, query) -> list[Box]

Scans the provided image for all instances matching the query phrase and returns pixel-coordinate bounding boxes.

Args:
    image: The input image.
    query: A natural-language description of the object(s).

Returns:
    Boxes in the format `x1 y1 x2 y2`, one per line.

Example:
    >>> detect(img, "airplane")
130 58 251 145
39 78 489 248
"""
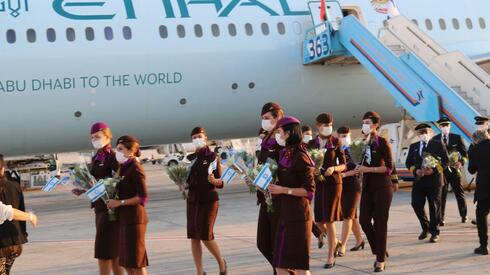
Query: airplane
1 0 489 157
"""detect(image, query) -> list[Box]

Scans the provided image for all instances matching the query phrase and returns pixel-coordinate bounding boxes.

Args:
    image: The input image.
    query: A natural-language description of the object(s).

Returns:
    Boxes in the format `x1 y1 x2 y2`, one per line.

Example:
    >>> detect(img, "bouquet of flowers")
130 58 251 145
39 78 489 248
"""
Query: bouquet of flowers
70 163 97 194
167 164 190 200
309 149 326 181
448 150 462 174
99 177 121 221
349 138 366 164
420 152 443 179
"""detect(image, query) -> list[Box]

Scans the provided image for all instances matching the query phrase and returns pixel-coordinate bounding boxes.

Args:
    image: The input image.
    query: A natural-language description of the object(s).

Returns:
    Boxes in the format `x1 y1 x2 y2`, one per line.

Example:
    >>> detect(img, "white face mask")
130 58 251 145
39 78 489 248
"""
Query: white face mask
115 150 129 164
440 126 450 135
321 126 333 136
341 137 352 147
477 125 488 131
275 133 286 147
91 138 106 150
303 135 313 143
362 124 372 135
192 138 207 149
261 119 275 132
419 134 430 143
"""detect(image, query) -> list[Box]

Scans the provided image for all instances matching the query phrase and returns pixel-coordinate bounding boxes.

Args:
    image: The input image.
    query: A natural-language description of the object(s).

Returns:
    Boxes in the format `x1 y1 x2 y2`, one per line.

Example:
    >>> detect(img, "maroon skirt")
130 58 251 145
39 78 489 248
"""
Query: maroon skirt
119 223 149 268
94 212 120 260
273 219 312 270
341 177 361 220
187 201 219 241
314 182 342 223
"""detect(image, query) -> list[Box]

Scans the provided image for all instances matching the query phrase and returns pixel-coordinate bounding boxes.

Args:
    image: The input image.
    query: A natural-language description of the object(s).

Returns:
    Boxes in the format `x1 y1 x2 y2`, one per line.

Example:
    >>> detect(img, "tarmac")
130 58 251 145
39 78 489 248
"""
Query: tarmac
11 164 490 274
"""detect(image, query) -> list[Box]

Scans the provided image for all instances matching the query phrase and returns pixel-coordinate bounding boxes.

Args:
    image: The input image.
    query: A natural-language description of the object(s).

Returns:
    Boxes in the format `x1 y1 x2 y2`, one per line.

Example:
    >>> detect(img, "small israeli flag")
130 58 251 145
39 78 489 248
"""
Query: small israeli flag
85 180 107 202
59 176 71 186
208 158 218 175
221 167 238 185
42 177 61 192
253 164 273 190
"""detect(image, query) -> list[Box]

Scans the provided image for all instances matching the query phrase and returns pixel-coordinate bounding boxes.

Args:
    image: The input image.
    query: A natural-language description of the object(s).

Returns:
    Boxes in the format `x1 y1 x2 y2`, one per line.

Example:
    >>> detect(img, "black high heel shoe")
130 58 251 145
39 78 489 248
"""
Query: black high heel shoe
350 240 365 251
336 241 345 257
324 261 336 269
219 259 227 275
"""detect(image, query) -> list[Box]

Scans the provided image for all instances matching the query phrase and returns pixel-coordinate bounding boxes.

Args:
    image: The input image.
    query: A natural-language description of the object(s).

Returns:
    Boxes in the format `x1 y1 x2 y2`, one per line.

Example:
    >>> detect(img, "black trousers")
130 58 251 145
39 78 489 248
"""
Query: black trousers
359 185 393 263
411 181 442 236
476 199 490 247
441 169 467 220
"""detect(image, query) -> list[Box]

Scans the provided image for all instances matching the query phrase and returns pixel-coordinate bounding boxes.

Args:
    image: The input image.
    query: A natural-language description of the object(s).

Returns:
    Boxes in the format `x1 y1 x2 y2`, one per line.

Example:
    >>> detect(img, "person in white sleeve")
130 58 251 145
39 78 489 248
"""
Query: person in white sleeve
0 201 37 226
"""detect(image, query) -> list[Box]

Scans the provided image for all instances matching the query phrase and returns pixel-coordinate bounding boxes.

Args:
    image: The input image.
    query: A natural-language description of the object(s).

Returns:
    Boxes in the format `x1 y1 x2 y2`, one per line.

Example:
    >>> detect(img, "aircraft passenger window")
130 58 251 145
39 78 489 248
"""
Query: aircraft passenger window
159 25 168 39
46 28 56 42
438 19 446 30
6 29 16 44
123 26 132 40
211 24 220 37
411 19 418 26
277 22 286 35
228 24 237 36
465 18 473 29
104 27 114 40
26 29 36 43
66 28 76 42
261 23 270 35
177 25 186 38
245 23 253 36
425 19 433 31
478 18 486 29
452 18 460 30
85 27 95 41
194 25 203 38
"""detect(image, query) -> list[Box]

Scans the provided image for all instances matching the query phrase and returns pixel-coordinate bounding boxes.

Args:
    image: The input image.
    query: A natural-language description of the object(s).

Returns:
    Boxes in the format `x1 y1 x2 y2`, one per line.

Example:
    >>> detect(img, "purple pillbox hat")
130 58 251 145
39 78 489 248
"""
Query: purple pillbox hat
275 116 301 129
91 122 110 134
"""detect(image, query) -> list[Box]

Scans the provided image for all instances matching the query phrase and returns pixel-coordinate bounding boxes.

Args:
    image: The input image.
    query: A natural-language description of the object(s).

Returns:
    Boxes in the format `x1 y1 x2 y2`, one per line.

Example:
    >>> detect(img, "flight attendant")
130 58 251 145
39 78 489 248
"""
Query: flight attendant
186 127 227 275
302 125 326 248
468 130 490 255
406 124 448 244
356 111 396 273
89 122 122 275
268 116 315 275
336 126 364 256
301 125 314 144
107 136 149 275
307 113 345 269
435 117 468 225
257 102 284 273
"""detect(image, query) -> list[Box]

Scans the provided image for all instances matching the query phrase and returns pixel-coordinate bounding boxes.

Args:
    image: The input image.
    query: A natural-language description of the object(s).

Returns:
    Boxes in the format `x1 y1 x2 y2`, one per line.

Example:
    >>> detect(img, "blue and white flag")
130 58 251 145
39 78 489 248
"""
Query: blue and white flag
253 163 273 190
221 167 238 185
208 158 218 175
85 180 107 202
59 176 71 186
42 177 61 192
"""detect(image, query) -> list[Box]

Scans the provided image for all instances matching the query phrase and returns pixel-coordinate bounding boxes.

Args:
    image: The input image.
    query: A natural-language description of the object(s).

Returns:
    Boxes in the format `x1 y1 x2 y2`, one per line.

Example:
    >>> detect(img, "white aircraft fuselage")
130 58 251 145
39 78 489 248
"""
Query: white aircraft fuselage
1 0 489 156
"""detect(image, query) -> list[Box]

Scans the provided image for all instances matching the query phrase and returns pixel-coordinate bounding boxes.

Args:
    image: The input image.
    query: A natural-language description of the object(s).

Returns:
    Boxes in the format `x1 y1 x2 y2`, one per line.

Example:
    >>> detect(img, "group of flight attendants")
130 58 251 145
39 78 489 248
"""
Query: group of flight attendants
255 102 398 274
85 123 228 275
